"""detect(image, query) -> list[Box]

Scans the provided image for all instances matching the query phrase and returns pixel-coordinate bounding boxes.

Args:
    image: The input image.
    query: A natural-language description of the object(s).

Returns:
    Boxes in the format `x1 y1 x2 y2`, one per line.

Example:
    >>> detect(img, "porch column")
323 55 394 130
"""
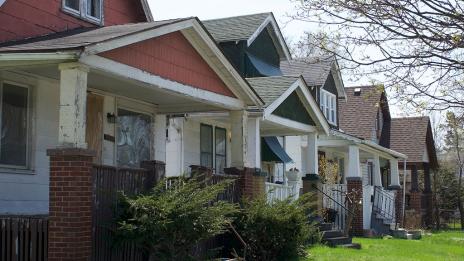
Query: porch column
305 132 318 175
346 145 363 236
372 155 382 187
389 158 401 189
411 164 419 192
154 114 167 163
58 63 89 148
423 163 433 227
230 110 248 168
246 116 261 169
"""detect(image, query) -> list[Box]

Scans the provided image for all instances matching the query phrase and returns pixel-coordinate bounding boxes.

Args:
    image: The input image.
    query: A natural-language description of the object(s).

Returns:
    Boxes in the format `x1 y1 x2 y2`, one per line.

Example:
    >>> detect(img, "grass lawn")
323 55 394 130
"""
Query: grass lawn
304 230 464 261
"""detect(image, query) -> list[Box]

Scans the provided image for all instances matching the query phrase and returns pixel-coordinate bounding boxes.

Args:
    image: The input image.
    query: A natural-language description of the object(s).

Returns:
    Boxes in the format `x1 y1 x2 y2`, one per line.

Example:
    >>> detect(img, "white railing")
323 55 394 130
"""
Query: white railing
321 184 347 231
373 186 396 224
265 182 294 203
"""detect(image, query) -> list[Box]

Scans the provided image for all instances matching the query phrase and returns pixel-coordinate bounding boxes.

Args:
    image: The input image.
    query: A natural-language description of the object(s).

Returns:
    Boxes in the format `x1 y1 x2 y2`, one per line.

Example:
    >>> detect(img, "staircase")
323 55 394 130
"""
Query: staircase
371 186 397 235
318 222 361 249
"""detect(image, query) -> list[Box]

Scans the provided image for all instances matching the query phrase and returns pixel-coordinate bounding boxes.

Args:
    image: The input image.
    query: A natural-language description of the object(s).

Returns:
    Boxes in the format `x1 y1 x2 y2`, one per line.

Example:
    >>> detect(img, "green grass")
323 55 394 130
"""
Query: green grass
304 230 464 261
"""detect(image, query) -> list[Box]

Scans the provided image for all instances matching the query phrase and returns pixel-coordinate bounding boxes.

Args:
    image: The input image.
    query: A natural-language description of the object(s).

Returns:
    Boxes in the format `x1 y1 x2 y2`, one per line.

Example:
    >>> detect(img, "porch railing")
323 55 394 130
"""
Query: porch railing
372 186 396 226
321 184 348 231
265 182 294 203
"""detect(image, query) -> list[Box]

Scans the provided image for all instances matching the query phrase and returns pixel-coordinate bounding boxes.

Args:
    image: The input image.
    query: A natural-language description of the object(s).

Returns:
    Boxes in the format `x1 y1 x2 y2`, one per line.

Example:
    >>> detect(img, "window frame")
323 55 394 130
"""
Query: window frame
320 89 337 125
0 81 31 170
200 124 214 169
62 0 104 25
214 126 227 174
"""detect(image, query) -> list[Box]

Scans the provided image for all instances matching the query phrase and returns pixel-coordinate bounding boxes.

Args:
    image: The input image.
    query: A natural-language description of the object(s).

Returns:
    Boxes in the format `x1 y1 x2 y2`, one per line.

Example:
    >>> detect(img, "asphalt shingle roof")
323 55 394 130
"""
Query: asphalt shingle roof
388 117 431 163
280 56 335 87
338 85 386 140
0 18 191 53
246 76 299 107
203 13 271 42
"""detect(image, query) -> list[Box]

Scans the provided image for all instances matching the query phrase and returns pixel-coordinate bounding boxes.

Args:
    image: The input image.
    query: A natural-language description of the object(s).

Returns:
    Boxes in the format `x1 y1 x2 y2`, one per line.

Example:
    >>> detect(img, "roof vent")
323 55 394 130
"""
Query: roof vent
354 88 362 96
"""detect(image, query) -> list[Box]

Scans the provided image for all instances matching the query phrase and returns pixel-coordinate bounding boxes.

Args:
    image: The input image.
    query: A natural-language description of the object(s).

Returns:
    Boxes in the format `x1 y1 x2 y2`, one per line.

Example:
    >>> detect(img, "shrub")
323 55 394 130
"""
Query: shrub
234 194 319 261
113 175 238 261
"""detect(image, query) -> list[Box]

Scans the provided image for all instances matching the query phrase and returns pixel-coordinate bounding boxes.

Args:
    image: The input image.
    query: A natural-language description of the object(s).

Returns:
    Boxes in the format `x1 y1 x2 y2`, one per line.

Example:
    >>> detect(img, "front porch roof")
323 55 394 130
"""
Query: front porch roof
0 17 264 110
247 76 330 135
319 129 407 160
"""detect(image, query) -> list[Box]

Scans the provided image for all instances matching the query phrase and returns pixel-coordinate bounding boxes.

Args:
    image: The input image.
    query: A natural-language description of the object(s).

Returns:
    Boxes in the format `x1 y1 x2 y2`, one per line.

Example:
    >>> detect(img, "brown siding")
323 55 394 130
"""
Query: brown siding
100 32 237 98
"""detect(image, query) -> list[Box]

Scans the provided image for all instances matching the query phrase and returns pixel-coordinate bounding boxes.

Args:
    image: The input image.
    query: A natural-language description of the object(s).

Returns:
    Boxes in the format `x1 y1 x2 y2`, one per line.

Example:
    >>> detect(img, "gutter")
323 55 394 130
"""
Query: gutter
0 52 79 61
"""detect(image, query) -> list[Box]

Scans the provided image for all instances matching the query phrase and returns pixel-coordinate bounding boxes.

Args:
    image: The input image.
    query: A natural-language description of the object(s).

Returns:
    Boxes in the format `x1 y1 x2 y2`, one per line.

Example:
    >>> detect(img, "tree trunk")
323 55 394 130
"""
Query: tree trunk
432 170 440 230
458 167 464 230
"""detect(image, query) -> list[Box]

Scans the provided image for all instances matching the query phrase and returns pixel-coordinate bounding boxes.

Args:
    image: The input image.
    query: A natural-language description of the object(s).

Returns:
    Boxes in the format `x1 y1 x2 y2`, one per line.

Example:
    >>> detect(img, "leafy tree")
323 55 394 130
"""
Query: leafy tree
292 0 464 112
114 176 238 260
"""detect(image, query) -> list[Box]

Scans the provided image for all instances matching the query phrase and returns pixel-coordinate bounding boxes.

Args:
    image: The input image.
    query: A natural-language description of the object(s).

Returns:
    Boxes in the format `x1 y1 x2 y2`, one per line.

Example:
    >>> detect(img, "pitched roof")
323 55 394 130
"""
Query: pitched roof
0 18 190 53
203 13 272 42
338 85 388 140
388 117 436 164
246 76 300 107
280 56 334 87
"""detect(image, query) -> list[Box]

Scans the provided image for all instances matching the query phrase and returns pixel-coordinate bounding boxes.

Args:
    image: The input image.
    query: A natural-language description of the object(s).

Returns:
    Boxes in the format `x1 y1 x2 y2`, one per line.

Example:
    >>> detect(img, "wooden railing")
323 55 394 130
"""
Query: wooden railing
265 182 294 203
0 216 48 261
373 186 396 225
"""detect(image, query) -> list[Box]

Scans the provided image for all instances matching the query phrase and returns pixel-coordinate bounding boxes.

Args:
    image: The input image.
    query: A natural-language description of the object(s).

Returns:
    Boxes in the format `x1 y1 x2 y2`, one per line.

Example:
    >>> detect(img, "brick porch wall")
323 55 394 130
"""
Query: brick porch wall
225 167 265 200
47 148 95 261
346 177 363 236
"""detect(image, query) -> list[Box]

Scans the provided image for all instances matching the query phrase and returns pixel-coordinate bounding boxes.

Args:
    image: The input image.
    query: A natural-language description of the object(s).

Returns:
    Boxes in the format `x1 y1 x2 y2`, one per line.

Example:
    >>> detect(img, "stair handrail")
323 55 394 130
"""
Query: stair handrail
312 184 355 217
372 186 398 230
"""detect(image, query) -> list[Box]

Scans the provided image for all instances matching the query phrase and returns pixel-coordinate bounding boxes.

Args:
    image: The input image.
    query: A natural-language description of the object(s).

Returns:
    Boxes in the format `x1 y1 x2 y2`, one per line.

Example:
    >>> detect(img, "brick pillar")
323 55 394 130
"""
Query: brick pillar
394 189 404 226
302 174 322 211
141 160 166 190
346 177 363 236
225 167 265 200
423 163 433 227
47 148 95 261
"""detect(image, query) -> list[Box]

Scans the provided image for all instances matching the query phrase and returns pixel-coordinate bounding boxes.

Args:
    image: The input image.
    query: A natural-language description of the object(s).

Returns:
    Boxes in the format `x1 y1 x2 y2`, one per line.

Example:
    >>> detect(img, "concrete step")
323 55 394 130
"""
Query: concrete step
339 243 362 250
318 222 333 231
325 236 352 247
322 230 344 239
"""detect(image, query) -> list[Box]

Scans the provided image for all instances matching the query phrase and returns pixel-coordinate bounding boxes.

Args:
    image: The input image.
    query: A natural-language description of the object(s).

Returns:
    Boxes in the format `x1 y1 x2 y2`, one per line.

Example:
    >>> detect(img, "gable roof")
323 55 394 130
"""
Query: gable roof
280 56 346 98
0 17 264 107
203 12 291 60
140 0 154 22
388 117 438 166
246 76 330 134
338 85 389 140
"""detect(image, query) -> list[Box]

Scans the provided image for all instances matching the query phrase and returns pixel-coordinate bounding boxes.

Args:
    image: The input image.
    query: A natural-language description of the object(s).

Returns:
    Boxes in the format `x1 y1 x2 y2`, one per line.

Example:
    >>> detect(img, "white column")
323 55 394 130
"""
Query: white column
373 155 382 186
347 145 361 178
389 158 401 187
58 63 89 148
246 117 261 169
154 114 167 162
230 110 248 168
306 132 318 174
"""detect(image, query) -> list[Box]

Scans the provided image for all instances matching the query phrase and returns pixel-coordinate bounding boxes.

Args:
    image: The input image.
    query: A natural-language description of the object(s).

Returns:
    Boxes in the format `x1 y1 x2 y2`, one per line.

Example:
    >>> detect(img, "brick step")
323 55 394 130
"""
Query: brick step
325 236 352 247
318 222 333 231
322 230 344 239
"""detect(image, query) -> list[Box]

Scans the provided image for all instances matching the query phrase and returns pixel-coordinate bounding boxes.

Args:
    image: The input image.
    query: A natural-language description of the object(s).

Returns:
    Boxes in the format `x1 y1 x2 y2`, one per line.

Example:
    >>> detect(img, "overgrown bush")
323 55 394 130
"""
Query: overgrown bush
113 176 238 261
234 194 319 261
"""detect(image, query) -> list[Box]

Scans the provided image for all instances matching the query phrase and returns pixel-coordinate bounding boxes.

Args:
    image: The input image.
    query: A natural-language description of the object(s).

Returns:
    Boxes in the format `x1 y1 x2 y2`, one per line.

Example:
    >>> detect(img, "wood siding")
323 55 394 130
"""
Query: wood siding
0 0 147 43
86 93 104 164
100 32 237 98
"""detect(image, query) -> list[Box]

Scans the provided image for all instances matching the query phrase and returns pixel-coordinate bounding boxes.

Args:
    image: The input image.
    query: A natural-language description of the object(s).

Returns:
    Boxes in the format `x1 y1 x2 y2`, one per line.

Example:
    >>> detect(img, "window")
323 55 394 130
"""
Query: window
320 90 337 125
0 82 29 168
200 124 228 173
117 109 152 168
63 0 103 24
200 124 213 168
215 127 227 174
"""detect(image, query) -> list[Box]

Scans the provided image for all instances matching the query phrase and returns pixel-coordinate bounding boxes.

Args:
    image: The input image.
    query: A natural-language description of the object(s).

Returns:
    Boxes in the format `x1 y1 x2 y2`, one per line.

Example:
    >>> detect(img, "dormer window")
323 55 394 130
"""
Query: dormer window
63 0 103 24
320 89 337 125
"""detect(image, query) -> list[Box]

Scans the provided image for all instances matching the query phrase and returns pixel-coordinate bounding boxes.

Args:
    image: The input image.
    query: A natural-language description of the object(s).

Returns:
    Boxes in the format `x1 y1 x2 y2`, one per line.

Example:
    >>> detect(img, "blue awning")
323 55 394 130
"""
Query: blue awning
261 137 293 163
247 53 282 76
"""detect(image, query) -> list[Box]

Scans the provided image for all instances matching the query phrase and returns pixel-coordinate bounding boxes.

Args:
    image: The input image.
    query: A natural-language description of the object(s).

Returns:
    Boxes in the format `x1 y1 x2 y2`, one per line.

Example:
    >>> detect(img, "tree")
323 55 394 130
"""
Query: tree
443 112 464 229
292 0 464 112
114 176 238 260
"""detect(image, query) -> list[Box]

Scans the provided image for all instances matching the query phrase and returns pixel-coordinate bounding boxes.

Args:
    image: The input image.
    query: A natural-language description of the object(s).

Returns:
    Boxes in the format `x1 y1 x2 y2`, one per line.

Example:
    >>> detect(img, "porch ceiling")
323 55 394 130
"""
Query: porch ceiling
18 65 231 113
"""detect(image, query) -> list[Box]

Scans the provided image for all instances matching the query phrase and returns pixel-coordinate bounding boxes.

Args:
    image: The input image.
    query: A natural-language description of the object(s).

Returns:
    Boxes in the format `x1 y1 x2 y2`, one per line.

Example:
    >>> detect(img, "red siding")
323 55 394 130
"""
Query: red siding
0 0 147 43
100 32 237 98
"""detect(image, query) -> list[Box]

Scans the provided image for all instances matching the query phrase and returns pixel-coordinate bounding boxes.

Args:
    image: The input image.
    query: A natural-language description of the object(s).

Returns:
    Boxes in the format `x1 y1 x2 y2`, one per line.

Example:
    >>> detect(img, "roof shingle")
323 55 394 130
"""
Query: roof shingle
388 117 431 163
246 76 299 107
280 56 335 87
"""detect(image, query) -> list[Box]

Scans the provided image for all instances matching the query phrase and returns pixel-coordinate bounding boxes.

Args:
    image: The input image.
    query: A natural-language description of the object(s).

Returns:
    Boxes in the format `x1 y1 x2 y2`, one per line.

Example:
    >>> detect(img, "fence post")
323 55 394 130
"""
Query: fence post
47 148 95 261
140 160 166 190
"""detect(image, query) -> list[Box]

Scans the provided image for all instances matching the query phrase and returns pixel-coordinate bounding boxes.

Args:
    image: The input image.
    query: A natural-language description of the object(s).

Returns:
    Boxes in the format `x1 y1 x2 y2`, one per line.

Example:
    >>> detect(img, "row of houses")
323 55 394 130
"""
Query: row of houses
0 0 437 258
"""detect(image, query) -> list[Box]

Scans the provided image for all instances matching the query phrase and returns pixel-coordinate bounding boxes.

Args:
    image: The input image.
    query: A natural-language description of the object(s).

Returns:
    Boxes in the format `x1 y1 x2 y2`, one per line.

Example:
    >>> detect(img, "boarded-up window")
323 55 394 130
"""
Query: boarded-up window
85 93 103 164
117 109 151 168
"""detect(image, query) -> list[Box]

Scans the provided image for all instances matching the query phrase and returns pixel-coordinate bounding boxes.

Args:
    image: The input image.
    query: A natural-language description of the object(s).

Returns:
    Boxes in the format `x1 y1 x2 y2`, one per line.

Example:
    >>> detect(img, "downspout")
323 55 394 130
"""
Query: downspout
402 159 407 227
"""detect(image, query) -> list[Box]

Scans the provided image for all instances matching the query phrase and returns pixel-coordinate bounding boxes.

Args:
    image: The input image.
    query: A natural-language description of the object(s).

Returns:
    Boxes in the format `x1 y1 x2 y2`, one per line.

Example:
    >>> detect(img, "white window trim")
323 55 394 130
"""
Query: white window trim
320 89 337 126
0 81 32 170
62 0 104 25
